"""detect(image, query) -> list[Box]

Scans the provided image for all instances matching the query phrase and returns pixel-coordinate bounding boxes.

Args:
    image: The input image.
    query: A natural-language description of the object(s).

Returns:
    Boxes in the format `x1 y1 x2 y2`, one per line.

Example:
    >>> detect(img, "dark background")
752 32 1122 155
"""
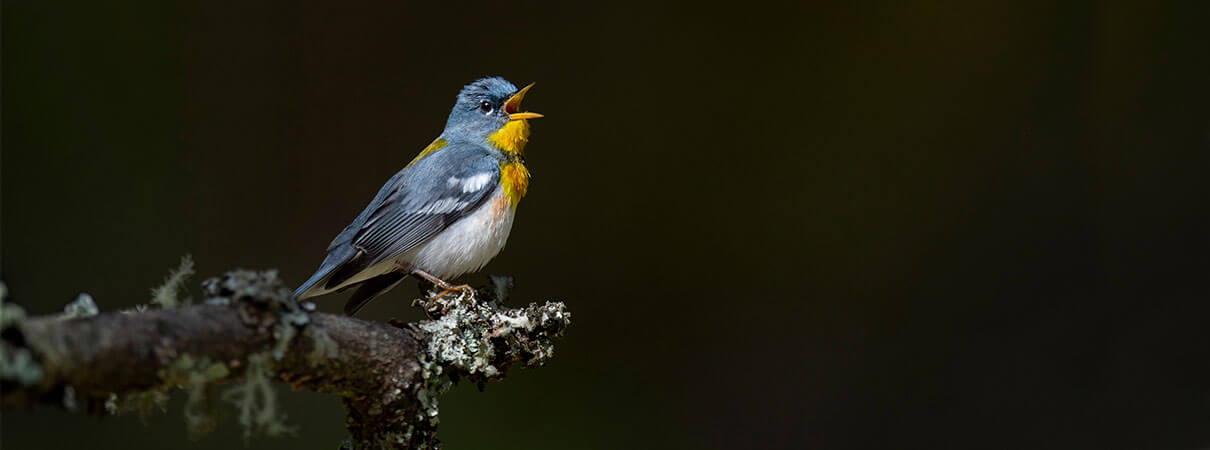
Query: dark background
4 1 1210 448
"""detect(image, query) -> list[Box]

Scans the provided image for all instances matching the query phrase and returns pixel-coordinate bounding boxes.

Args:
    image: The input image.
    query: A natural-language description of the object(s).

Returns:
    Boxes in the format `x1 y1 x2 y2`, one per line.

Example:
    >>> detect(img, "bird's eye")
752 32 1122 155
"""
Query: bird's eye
478 100 493 113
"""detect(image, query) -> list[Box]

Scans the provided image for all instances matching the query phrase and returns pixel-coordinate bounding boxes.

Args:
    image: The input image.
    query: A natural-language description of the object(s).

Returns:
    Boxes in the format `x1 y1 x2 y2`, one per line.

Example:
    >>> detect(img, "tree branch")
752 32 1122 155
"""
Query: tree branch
0 270 571 449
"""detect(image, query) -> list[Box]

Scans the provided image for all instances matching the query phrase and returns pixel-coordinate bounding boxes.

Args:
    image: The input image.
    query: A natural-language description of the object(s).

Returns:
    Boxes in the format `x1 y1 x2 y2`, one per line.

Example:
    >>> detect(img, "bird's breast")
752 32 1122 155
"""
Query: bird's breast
400 187 516 279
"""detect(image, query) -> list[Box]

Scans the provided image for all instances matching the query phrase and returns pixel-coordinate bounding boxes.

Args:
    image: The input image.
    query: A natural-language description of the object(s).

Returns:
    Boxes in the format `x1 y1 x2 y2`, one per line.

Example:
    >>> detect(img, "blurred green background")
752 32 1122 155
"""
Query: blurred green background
4 1 1210 448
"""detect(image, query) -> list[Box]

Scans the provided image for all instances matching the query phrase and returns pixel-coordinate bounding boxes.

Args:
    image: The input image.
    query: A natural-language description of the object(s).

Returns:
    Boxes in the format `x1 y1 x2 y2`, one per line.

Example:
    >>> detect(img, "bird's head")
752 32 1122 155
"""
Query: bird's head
443 77 542 155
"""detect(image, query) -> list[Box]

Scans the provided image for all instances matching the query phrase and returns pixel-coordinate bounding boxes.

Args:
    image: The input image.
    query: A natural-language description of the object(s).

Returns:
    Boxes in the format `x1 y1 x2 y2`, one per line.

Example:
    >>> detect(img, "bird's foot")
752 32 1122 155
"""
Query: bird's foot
429 284 475 315
434 283 474 301
413 284 474 318
409 269 476 317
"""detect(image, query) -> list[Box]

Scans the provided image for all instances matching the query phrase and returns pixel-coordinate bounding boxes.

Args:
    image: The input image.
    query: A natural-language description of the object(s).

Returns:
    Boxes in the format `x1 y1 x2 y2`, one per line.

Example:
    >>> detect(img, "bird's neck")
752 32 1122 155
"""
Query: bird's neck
486 119 530 157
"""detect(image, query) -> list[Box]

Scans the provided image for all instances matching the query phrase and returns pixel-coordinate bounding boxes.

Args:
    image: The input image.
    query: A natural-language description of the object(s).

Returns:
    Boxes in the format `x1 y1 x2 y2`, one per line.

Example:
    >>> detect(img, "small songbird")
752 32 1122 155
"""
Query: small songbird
293 77 542 315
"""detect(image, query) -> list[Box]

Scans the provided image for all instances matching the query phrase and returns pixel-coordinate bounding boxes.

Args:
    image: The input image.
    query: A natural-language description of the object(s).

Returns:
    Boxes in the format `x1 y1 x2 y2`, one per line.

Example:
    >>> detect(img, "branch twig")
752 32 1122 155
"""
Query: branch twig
0 270 570 449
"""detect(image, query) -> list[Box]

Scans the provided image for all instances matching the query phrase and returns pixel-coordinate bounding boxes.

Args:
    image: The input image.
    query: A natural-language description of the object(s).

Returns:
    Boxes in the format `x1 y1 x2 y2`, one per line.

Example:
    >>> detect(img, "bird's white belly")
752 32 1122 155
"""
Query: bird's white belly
399 187 515 279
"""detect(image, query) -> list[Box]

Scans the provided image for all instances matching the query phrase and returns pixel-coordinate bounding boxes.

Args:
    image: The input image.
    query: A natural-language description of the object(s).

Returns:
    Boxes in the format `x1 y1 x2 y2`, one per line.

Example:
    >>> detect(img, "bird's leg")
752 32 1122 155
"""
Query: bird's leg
409 269 474 313
410 269 472 294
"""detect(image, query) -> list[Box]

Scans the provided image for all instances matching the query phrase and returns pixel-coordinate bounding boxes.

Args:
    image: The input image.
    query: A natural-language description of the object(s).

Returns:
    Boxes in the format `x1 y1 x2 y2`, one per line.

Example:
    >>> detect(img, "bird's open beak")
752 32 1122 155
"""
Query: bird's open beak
504 83 543 121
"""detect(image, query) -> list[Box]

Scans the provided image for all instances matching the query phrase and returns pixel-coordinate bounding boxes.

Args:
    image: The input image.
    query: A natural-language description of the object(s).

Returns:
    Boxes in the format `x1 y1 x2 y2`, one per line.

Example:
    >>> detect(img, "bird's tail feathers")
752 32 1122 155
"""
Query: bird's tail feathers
343 271 407 315
292 263 337 300
293 245 363 300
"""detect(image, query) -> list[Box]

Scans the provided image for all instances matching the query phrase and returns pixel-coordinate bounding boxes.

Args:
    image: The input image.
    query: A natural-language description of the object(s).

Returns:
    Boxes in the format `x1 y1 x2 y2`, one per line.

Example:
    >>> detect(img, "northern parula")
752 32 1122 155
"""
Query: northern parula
293 77 542 315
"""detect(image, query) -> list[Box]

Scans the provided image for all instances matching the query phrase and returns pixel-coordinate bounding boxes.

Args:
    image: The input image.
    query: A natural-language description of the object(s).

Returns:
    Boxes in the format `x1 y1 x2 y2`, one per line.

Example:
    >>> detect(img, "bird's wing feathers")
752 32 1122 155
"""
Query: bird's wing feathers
295 142 500 298
352 145 500 267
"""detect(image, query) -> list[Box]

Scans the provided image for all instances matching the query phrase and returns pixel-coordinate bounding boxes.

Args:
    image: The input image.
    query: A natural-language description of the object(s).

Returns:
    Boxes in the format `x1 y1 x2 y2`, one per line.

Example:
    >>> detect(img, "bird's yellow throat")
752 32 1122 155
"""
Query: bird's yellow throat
489 120 532 209
486 119 531 154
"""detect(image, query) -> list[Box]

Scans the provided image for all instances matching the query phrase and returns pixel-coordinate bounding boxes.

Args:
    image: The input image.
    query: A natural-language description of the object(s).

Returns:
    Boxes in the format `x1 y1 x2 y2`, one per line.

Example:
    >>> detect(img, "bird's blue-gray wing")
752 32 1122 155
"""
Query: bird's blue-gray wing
353 153 499 265
296 147 500 296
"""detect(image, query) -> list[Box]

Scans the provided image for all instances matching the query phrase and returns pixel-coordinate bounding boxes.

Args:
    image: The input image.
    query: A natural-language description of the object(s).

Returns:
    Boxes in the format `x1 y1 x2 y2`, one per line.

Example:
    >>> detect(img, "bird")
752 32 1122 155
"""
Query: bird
293 77 542 315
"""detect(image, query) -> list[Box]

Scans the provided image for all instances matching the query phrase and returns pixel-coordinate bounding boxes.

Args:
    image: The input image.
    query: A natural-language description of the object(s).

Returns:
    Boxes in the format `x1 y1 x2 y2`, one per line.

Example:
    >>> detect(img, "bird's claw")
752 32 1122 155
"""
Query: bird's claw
413 284 475 318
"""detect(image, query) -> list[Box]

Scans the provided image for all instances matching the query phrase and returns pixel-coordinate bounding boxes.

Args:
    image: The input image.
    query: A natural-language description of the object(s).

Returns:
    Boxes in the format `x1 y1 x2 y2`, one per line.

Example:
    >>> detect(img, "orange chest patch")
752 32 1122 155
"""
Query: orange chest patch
499 161 530 208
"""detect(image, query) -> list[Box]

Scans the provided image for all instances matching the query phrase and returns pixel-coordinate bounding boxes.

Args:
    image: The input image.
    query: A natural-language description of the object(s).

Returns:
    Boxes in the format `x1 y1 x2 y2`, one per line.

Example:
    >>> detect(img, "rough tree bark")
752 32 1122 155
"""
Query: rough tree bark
0 269 571 449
